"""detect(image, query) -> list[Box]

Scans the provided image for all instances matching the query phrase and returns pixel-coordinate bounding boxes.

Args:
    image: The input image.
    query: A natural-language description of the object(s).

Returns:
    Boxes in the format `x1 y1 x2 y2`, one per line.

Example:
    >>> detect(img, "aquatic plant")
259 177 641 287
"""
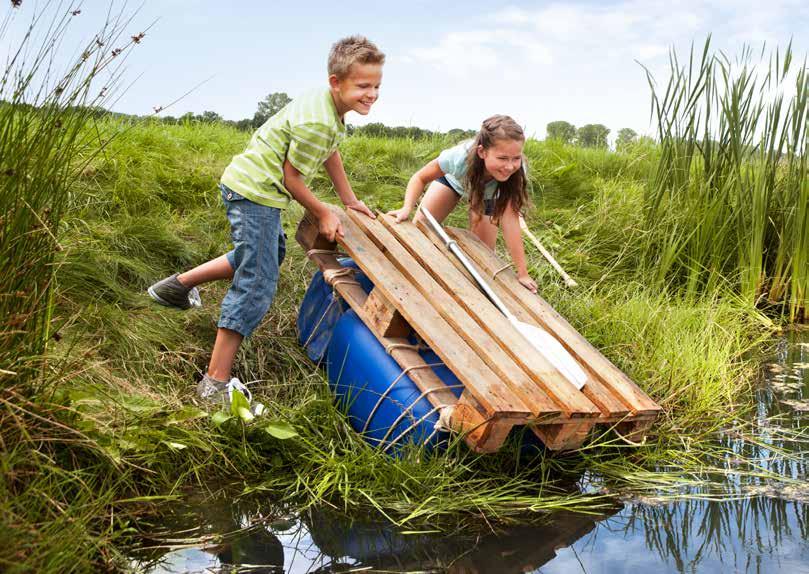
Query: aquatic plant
641 39 808 319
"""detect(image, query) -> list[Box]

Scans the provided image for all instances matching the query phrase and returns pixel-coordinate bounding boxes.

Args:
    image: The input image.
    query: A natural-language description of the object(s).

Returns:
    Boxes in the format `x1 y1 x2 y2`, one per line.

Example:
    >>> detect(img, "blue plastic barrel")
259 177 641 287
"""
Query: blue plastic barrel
297 258 462 452
297 258 544 455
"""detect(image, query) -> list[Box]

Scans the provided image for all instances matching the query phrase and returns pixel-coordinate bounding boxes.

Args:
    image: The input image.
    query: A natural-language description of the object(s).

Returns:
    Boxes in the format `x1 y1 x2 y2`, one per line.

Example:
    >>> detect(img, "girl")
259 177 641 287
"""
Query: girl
388 114 537 293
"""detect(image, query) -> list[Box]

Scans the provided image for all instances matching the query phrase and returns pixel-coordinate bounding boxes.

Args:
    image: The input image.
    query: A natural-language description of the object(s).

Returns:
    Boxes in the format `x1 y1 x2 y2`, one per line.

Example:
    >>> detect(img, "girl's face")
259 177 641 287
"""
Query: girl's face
477 138 524 182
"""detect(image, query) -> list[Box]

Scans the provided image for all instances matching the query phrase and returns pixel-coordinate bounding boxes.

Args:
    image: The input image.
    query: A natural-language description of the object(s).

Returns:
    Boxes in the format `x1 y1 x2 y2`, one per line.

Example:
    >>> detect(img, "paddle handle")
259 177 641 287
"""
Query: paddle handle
420 207 516 322
519 216 578 288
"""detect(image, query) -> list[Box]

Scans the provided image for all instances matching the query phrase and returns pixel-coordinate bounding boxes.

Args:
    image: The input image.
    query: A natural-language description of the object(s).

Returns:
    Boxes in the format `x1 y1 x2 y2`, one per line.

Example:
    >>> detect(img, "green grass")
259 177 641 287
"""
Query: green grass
4 116 802 573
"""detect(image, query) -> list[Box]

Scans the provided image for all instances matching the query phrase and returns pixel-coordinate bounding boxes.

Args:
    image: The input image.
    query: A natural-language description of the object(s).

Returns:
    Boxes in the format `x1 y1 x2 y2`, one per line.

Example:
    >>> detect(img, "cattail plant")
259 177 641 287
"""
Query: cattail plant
642 39 807 319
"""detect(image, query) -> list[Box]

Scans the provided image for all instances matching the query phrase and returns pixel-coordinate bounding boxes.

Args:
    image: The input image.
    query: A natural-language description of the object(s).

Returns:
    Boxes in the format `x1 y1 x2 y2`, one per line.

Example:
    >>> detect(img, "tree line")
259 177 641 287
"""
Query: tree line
155 92 476 140
546 120 644 151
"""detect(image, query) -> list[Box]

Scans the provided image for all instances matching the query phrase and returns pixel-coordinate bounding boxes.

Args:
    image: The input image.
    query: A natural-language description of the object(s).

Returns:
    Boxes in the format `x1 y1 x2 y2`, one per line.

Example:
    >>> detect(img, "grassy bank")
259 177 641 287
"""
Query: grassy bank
3 118 795 572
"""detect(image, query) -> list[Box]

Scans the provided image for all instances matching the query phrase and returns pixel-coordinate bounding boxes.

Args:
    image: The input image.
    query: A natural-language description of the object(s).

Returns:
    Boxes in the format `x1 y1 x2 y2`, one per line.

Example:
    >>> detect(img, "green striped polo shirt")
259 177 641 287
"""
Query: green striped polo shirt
220 87 346 209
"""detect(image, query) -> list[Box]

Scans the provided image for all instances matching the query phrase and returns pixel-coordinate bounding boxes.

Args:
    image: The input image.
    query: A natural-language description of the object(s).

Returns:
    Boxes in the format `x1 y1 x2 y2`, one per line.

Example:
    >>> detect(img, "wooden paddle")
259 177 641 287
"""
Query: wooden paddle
421 207 587 390
519 216 578 288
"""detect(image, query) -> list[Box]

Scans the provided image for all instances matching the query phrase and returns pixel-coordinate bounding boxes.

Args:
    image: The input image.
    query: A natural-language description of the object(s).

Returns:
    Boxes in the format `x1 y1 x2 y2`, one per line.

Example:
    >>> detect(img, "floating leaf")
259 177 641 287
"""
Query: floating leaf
263 421 298 440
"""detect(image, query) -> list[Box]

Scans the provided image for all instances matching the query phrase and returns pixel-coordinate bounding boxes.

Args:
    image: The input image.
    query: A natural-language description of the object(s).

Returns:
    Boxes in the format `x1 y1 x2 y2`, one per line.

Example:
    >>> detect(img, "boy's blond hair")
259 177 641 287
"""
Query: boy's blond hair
328 36 385 79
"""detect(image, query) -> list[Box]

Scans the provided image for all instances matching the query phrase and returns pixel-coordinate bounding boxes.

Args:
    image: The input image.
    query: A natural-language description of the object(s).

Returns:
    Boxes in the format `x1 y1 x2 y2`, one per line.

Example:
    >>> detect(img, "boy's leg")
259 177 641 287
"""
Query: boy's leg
211 189 284 383
470 212 498 250
177 254 234 288
206 327 243 381
149 253 234 310
412 181 460 225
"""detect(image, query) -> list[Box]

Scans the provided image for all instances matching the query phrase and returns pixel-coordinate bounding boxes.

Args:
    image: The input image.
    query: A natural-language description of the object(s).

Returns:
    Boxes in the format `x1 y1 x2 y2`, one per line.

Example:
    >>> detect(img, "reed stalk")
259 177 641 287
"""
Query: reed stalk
642 39 808 318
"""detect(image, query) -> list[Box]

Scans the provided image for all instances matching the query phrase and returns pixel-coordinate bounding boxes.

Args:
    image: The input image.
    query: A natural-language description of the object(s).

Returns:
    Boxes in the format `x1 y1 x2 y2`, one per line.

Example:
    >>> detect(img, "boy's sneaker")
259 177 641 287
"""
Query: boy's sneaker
197 373 228 403
147 273 202 310
197 375 264 417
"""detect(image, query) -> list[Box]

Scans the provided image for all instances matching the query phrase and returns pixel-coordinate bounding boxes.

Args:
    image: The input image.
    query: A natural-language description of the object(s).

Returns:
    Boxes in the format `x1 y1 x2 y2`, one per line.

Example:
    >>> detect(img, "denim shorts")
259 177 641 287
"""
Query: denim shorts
218 184 286 338
435 176 495 216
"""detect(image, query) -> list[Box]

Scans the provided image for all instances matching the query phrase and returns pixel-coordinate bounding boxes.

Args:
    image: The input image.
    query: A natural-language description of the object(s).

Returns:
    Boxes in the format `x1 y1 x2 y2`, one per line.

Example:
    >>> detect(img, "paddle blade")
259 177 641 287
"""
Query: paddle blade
513 320 588 390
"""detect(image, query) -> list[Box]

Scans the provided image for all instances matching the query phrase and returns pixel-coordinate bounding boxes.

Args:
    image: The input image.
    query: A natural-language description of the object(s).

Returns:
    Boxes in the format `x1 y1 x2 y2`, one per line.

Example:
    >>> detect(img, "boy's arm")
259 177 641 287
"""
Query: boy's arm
388 159 445 222
500 204 538 293
283 159 343 241
323 151 374 218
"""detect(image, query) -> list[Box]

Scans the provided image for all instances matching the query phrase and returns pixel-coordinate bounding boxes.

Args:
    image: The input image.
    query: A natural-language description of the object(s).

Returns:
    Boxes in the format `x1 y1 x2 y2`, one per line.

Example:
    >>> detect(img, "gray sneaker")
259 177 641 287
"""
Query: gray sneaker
197 373 228 403
147 273 202 310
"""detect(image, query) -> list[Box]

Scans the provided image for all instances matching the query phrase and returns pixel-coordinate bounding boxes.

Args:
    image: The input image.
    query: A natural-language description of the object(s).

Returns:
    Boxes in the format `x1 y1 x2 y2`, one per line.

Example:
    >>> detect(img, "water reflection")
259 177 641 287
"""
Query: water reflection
132 333 809 573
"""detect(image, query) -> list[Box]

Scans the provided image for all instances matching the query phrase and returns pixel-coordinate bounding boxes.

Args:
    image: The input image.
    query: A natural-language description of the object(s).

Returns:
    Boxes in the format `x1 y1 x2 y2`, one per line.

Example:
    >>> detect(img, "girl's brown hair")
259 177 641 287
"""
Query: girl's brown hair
463 115 528 223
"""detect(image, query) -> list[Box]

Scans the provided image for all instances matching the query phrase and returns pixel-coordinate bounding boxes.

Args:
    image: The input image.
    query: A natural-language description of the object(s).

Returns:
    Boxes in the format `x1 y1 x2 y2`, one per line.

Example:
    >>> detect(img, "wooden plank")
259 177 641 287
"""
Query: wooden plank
406 217 602 419
453 392 515 453
421 222 628 418
297 215 519 451
308 208 532 420
297 215 460 414
350 211 563 419
447 227 661 418
363 288 411 338
532 420 594 450
440 227 630 418
295 213 337 252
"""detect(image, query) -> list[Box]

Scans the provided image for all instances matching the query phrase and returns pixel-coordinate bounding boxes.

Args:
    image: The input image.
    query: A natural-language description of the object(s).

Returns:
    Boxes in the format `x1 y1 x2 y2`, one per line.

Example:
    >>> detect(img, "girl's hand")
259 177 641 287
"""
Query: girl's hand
346 199 375 219
386 206 412 223
518 274 538 294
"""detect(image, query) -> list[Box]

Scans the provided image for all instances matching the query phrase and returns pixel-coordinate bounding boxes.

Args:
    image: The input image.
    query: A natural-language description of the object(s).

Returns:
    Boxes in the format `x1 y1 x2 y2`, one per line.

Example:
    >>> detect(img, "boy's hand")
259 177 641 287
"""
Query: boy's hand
386 206 412 223
318 210 344 242
518 274 538 294
346 199 375 219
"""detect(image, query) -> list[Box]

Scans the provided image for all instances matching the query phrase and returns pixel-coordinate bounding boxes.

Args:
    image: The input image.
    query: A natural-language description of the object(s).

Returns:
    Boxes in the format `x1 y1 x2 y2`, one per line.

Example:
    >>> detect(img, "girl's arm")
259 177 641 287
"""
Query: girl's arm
388 159 445 222
323 151 374 218
500 203 538 293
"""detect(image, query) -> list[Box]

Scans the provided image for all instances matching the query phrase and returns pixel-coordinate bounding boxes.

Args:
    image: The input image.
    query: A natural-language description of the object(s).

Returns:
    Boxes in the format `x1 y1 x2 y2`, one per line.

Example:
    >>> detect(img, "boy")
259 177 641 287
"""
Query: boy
147 36 384 403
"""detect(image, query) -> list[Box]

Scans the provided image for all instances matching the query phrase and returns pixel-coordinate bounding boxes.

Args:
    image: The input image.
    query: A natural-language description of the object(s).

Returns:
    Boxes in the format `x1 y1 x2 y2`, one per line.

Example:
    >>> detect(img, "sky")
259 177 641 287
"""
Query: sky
3 0 808 140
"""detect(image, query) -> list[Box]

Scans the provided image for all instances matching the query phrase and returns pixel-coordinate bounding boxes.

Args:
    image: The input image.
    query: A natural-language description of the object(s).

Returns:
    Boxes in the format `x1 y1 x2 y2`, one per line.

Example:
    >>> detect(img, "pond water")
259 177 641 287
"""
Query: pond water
131 333 809 574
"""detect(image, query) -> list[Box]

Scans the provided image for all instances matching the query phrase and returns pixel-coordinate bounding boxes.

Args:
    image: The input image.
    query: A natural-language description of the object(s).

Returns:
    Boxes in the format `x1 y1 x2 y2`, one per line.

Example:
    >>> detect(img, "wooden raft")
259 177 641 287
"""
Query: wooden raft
297 206 661 453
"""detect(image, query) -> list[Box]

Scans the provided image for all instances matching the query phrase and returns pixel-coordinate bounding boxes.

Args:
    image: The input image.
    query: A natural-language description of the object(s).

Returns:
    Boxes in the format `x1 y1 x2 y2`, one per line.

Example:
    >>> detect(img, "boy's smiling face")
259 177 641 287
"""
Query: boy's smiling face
329 63 383 117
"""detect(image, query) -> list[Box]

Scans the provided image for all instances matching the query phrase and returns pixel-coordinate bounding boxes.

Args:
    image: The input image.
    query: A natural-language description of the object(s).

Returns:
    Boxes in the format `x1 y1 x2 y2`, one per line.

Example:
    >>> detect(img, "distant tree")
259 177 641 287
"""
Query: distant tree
179 111 196 124
546 121 577 144
358 122 386 137
253 92 292 127
447 128 476 142
201 110 222 123
616 128 638 151
577 124 610 148
234 118 253 132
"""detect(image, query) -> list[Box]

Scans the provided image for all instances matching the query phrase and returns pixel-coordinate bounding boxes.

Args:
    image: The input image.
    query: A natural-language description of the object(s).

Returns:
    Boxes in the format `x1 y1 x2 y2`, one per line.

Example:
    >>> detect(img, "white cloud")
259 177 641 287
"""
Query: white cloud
397 0 806 138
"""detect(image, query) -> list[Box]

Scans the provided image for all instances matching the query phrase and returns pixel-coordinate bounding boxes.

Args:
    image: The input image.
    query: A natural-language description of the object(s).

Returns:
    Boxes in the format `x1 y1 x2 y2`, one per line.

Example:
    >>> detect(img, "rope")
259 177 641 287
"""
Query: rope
493 262 512 280
360 362 445 433
306 248 347 258
379 384 465 452
301 296 339 350
376 383 463 447
383 342 421 354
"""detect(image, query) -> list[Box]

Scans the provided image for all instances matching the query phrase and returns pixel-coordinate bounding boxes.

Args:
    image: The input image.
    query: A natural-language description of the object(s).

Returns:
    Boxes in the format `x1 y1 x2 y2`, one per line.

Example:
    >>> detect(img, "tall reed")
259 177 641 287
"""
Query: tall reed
1 2 148 570
642 39 808 319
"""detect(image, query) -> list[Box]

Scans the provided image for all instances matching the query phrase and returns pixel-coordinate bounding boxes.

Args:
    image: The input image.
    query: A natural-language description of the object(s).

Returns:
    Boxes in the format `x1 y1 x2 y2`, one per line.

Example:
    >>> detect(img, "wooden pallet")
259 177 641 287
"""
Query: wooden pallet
297 206 661 453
